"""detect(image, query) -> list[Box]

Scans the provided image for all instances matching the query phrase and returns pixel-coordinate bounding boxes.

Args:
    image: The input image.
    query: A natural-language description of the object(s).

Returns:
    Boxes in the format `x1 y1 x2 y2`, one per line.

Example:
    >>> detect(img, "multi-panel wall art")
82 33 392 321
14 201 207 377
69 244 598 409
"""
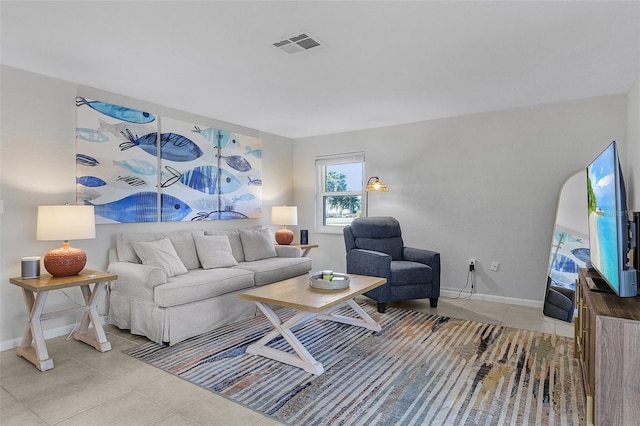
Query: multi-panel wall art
75 97 262 224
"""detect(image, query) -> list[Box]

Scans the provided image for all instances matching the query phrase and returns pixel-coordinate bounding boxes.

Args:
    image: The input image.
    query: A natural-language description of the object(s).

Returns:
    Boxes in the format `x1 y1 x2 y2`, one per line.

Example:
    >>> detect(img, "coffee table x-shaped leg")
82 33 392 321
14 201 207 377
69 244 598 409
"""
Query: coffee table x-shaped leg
246 299 381 375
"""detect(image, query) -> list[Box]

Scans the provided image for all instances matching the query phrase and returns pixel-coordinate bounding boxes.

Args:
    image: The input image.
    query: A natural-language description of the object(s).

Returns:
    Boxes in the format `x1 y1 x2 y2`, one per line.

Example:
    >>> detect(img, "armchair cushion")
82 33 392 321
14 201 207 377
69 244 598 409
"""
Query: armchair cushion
390 261 433 286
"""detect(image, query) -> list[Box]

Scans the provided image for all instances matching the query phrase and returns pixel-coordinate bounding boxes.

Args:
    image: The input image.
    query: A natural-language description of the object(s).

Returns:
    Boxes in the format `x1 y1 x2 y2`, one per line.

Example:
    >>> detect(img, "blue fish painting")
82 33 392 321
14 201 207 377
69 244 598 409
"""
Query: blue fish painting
115 175 147 188
120 130 204 162
76 187 102 201
77 176 107 187
162 165 242 194
191 196 219 211
97 119 155 142
244 146 262 158
191 210 249 221
247 176 262 186
113 159 157 175
76 97 156 123
87 192 191 223
232 193 256 203
217 154 252 172
76 128 109 143
76 154 100 167
192 126 241 149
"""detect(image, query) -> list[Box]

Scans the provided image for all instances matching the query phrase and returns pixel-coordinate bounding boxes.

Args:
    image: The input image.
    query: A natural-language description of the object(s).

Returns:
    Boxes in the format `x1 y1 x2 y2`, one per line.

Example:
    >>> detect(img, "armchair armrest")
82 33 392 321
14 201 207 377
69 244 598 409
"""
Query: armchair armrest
403 247 440 267
346 249 392 279
275 245 302 258
403 247 441 293
107 261 167 301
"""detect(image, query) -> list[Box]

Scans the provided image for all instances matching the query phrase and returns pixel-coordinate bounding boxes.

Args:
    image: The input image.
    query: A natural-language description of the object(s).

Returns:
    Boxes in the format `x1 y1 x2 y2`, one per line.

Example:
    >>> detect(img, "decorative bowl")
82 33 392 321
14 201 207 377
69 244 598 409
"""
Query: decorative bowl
309 271 350 290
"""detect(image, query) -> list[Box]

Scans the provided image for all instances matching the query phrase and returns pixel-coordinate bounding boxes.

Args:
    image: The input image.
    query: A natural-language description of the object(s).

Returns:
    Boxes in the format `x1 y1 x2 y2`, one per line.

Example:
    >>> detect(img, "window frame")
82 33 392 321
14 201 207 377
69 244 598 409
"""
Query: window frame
315 152 365 234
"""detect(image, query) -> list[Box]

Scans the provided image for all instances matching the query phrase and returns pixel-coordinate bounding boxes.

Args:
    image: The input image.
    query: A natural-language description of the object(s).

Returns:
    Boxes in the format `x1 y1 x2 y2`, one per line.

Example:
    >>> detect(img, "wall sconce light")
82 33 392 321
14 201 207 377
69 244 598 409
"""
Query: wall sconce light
271 206 298 245
365 176 389 217
36 205 96 277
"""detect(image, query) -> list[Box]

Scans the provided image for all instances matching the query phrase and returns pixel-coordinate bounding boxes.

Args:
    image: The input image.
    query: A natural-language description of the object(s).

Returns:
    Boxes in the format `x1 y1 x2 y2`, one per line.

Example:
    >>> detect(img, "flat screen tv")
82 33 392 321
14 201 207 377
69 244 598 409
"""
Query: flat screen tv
586 141 638 297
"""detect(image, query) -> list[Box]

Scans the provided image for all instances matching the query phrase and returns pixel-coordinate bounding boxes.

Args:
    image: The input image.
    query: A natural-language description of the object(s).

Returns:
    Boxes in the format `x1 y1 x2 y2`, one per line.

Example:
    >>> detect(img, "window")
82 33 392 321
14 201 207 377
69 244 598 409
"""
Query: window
315 152 364 233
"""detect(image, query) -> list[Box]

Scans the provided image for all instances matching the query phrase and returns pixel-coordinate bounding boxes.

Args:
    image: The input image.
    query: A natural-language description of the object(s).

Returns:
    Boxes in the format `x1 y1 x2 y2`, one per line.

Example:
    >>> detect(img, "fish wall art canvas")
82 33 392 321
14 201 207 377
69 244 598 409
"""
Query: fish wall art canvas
75 97 262 223
160 117 262 221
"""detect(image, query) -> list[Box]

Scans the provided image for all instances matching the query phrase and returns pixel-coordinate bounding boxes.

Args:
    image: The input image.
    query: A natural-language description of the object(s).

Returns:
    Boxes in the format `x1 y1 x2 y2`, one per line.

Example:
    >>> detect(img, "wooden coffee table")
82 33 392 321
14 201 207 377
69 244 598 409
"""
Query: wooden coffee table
239 273 386 375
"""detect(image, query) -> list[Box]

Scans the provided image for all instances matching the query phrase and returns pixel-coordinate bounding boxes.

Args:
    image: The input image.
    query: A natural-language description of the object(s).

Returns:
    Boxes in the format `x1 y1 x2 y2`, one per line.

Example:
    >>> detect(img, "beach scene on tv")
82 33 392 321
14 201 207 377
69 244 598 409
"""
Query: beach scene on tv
586 144 620 293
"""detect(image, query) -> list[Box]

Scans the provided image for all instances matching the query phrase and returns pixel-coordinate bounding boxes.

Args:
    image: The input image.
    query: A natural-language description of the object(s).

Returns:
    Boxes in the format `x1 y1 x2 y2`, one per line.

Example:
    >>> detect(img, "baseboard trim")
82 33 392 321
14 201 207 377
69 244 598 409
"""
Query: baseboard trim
440 289 544 309
0 315 109 352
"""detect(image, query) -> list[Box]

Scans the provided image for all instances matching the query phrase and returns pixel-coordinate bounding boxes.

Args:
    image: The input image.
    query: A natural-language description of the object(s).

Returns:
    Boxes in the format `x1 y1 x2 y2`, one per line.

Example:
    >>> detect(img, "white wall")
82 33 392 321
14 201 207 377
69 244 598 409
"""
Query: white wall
293 95 628 305
0 66 294 349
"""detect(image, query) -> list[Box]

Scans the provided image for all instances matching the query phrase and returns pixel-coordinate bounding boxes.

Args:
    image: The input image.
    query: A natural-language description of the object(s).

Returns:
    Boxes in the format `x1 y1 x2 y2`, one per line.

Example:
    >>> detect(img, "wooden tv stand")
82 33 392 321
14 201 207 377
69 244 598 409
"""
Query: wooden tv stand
575 268 640 425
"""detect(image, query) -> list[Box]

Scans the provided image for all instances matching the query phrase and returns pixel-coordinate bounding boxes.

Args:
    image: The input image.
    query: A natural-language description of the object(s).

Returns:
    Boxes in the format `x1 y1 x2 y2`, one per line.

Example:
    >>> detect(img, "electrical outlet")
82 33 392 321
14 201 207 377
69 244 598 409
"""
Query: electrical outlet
468 259 476 272
490 261 500 272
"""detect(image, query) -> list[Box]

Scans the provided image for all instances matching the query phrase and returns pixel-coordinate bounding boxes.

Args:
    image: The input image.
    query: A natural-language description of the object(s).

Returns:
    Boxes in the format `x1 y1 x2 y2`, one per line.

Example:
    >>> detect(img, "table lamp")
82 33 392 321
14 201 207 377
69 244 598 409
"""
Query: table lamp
37 205 96 277
365 176 389 217
271 206 297 245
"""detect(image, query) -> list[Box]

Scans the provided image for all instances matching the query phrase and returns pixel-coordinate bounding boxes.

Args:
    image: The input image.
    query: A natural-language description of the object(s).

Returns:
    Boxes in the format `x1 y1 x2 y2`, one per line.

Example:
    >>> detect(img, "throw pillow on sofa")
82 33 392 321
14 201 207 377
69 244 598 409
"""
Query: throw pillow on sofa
194 235 239 269
239 228 278 261
131 237 188 277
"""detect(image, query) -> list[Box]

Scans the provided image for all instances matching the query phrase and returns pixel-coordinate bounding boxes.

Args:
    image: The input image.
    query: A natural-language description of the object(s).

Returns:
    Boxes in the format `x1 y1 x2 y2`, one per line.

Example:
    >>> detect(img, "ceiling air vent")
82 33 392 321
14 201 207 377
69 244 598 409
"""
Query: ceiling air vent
273 32 323 55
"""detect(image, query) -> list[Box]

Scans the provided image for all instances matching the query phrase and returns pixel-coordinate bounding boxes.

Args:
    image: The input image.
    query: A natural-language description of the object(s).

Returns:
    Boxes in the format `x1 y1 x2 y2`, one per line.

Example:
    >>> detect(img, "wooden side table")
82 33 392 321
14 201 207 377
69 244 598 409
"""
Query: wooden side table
9 269 117 371
291 244 318 257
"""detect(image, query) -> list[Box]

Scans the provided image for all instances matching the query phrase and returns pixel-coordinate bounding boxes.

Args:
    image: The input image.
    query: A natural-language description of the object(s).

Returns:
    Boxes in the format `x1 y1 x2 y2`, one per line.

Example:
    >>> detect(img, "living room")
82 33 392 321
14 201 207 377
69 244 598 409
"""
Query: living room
1 1 640 424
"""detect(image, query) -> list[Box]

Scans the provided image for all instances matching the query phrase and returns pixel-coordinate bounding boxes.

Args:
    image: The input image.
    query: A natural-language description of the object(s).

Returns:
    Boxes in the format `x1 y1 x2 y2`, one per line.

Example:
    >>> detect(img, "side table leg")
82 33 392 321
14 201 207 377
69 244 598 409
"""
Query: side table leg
17 289 54 371
73 283 111 352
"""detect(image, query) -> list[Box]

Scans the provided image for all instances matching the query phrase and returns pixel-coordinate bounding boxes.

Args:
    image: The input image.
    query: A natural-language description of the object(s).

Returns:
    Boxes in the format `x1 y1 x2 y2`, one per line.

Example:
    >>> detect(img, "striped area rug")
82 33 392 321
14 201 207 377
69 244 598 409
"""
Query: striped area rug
125 304 585 425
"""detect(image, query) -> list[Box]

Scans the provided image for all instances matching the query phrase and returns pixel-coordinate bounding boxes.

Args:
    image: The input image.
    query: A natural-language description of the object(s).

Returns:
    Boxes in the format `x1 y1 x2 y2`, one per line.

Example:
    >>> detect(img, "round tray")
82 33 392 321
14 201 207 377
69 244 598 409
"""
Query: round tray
309 272 350 290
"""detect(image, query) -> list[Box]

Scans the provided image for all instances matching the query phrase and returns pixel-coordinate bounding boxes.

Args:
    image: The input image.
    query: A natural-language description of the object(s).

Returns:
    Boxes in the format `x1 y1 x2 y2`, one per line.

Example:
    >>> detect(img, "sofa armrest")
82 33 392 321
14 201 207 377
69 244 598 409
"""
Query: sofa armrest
107 261 168 300
346 249 391 279
275 245 302 258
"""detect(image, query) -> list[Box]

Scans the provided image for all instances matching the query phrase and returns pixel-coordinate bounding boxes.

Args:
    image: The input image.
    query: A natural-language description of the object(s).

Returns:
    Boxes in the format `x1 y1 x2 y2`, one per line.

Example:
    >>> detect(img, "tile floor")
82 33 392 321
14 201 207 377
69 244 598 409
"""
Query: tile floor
0 297 574 425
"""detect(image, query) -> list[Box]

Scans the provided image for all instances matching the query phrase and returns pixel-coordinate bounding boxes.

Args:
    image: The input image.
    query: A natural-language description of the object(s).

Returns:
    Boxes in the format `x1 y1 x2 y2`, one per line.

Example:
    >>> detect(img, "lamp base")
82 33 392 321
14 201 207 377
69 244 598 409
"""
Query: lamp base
43 242 86 277
275 226 294 245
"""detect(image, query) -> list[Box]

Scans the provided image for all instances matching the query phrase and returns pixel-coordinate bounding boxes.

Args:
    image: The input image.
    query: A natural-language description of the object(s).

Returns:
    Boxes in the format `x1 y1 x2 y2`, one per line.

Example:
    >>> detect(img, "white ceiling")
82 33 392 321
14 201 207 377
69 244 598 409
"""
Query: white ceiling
2 1 639 139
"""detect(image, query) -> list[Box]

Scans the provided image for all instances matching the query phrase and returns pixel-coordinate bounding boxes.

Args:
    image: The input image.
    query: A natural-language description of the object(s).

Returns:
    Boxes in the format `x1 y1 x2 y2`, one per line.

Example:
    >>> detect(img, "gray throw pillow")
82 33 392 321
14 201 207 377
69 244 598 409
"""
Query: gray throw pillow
131 237 188 277
194 235 239 269
239 228 277 261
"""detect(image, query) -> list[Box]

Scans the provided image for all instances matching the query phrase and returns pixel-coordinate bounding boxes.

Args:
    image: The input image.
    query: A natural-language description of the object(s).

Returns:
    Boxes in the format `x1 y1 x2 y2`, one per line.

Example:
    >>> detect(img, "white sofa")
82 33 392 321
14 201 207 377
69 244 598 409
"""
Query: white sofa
107 227 312 345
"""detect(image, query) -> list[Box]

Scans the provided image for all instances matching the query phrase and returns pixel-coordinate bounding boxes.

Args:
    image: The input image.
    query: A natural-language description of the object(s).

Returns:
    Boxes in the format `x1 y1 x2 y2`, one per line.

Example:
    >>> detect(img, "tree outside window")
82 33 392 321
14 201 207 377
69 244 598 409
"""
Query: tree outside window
316 153 364 232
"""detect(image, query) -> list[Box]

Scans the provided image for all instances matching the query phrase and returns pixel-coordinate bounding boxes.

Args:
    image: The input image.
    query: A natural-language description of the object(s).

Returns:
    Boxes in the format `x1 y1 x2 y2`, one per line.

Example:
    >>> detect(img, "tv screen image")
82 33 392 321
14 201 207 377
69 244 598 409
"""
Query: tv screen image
586 141 637 297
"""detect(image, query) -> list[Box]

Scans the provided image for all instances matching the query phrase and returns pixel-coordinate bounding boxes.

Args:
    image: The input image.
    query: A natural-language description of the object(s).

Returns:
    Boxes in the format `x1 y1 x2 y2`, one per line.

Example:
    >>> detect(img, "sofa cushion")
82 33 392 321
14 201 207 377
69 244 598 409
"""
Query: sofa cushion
194 235 239 269
131 238 188 278
239 228 277 261
154 268 254 307
117 229 204 270
205 229 246 262
234 257 312 286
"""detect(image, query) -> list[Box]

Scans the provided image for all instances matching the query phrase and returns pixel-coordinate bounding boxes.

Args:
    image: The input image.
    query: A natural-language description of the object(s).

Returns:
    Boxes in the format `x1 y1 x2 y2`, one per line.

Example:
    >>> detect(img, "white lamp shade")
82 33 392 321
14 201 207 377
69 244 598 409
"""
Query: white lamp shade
37 205 96 241
271 206 298 226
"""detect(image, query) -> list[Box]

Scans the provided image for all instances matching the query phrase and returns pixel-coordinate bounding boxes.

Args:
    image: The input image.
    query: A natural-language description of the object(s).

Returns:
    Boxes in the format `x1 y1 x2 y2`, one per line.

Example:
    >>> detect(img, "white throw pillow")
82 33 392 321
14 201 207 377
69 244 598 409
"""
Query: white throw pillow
239 228 277 261
131 237 188 277
194 235 239 269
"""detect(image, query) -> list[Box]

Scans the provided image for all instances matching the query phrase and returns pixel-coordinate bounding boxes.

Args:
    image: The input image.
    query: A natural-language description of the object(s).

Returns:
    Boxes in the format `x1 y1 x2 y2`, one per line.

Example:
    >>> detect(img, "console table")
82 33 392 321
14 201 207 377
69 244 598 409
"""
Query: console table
575 268 640 425
9 269 117 371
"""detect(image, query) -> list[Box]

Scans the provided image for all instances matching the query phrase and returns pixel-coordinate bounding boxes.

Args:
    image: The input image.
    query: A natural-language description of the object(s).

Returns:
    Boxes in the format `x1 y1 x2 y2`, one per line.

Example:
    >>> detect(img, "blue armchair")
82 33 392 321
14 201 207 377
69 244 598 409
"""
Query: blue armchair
343 217 440 313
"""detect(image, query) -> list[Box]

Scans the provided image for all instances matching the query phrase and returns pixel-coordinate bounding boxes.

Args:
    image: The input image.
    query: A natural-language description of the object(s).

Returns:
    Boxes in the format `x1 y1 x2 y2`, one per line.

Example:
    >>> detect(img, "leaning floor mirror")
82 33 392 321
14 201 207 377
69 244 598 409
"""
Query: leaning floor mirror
543 171 589 323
